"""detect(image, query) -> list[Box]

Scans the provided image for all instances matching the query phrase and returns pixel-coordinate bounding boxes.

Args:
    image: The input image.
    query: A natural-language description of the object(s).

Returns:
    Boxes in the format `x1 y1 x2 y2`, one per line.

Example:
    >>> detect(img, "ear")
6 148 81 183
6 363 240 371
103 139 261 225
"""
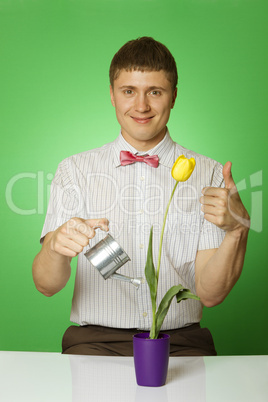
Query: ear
171 87 177 109
110 85 115 107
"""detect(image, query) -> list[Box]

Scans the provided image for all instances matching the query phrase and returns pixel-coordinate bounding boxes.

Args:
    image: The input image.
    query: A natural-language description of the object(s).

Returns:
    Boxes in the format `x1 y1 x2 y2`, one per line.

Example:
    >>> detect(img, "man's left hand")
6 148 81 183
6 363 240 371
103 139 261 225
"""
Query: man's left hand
200 161 250 233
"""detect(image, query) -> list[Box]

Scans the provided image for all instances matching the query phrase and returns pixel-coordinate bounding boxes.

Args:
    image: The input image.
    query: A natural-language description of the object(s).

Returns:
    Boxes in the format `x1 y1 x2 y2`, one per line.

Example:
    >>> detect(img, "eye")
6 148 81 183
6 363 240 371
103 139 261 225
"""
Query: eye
124 89 134 95
149 90 161 96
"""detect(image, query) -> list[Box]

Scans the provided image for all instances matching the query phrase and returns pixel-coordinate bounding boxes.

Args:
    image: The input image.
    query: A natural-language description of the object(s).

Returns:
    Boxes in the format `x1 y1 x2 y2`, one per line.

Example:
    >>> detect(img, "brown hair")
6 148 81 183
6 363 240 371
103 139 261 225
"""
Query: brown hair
109 37 178 90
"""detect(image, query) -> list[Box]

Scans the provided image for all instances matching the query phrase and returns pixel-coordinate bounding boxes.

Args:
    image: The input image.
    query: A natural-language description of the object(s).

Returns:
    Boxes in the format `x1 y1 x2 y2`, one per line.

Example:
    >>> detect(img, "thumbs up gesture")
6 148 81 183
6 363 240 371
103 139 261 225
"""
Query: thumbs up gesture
200 162 250 233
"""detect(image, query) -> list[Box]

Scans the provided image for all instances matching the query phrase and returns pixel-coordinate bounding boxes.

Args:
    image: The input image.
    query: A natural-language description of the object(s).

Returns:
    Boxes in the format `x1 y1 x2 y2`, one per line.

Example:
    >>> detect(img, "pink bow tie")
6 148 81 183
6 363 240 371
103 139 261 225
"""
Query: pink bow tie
120 151 159 168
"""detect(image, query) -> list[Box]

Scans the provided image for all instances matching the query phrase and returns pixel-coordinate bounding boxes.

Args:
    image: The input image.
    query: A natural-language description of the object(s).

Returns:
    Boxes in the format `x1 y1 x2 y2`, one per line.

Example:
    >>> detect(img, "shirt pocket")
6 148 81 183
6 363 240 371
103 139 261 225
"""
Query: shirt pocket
164 212 203 265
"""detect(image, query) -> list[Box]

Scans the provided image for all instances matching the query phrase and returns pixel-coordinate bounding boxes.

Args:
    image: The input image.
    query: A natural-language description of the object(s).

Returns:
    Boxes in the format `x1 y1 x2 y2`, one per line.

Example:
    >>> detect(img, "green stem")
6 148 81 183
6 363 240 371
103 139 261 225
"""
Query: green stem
156 181 178 281
150 311 156 338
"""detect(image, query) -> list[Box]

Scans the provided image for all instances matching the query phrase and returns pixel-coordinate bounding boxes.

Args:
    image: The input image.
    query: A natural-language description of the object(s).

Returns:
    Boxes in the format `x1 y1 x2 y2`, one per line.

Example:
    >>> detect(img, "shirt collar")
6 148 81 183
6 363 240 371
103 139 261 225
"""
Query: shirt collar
112 128 176 168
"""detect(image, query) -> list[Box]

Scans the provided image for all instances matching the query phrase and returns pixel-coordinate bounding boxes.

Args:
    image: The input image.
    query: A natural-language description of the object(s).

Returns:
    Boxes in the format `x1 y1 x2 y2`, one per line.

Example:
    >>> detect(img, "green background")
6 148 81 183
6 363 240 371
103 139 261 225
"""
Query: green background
1 0 267 355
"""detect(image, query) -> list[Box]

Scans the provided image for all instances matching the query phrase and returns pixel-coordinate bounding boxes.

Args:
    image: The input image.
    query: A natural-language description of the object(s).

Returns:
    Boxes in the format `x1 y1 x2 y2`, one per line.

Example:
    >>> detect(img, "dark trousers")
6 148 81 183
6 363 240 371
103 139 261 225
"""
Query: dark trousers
62 323 217 356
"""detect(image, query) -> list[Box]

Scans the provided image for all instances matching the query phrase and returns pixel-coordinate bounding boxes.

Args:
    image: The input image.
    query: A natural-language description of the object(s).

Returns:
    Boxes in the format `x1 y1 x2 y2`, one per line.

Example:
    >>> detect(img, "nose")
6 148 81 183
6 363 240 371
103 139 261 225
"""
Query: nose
135 94 150 112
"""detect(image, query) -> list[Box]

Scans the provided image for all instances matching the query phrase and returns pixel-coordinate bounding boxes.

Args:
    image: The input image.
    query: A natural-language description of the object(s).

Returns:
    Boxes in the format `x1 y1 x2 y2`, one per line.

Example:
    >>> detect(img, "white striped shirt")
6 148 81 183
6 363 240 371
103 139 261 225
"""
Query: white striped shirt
41 130 225 330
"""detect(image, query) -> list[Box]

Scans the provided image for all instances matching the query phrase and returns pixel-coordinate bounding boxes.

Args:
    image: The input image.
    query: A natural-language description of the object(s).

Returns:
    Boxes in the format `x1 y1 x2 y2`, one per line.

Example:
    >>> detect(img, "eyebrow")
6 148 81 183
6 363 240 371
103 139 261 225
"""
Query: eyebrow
118 85 167 91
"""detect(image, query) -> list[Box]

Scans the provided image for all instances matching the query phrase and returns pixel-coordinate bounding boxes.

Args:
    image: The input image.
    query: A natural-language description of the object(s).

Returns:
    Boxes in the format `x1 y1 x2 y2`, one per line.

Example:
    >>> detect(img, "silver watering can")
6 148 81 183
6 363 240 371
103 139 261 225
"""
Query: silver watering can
84 234 142 288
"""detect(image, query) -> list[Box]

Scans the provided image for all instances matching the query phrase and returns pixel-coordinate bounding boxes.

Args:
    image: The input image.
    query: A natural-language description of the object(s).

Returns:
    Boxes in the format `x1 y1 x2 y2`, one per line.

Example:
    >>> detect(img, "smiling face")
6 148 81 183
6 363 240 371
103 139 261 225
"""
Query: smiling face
110 69 177 151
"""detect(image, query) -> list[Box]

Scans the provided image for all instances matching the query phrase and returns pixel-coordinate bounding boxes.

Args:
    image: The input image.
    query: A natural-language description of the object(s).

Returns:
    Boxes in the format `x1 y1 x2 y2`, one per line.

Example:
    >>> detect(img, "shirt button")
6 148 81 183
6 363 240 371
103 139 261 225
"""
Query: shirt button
139 244 144 249
139 209 144 214
143 312 148 317
140 176 145 181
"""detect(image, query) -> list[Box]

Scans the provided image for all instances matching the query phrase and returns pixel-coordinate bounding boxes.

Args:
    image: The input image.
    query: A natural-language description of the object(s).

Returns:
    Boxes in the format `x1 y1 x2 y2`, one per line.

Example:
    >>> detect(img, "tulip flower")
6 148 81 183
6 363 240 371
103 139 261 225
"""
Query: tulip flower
172 155 196 182
145 155 199 339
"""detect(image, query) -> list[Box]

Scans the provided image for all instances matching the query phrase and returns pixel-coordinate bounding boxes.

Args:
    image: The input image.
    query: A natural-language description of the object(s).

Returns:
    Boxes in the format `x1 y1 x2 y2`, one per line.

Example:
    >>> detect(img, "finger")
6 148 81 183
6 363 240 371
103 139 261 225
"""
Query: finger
54 246 78 258
203 213 223 227
200 194 228 209
53 233 88 257
200 197 215 209
66 227 91 246
201 204 226 216
222 161 236 190
85 218 109 232
200 194 217 205
60 237 87 255
66 218 95 238
201 187 227 197
201 203 215 214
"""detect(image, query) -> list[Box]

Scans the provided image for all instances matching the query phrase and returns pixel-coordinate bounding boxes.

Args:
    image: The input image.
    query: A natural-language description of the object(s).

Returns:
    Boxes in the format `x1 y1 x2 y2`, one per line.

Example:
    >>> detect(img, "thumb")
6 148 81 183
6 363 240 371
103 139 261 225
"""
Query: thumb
222 161 236 189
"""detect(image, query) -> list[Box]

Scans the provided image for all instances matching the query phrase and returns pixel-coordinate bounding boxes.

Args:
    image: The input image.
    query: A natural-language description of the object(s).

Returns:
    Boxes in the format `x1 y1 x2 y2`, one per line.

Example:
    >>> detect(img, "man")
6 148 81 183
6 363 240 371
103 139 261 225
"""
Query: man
32 37 250 356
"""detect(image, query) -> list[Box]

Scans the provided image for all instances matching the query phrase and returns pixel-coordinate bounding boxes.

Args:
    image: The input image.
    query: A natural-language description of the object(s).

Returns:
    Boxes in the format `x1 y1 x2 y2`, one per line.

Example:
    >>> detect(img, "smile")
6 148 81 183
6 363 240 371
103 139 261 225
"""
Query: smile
130 116 154 124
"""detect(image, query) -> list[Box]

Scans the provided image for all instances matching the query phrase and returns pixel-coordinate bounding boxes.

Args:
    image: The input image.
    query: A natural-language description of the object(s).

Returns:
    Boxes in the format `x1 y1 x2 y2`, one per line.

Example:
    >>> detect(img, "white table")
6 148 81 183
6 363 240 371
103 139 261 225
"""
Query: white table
0 352 267 401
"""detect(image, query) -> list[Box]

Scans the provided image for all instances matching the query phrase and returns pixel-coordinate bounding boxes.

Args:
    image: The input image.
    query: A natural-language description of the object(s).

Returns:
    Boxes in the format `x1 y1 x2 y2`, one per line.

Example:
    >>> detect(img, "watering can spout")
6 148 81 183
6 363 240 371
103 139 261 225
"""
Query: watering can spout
110 273 143 289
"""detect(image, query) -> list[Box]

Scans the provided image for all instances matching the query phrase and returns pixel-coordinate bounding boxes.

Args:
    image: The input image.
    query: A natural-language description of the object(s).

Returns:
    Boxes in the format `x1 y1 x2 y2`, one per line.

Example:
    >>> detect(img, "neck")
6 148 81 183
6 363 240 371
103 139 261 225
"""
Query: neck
121 128 167 152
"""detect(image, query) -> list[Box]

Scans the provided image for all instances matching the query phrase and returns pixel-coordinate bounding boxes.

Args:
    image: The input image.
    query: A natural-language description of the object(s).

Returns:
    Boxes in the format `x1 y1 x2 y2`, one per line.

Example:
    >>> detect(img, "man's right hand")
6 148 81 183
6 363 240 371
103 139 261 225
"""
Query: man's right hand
49 217 109 258
33 217 109 296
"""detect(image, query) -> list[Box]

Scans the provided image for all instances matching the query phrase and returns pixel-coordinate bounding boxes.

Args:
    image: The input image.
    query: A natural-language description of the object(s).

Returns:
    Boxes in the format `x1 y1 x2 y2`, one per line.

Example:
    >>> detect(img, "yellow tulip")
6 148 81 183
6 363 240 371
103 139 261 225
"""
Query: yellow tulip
171 155 196 182
147 153 198 339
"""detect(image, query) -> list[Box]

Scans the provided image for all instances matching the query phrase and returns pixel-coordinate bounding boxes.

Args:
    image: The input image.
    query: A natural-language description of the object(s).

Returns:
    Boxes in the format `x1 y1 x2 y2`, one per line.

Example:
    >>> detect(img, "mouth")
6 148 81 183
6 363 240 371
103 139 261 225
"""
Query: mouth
130 116 154 124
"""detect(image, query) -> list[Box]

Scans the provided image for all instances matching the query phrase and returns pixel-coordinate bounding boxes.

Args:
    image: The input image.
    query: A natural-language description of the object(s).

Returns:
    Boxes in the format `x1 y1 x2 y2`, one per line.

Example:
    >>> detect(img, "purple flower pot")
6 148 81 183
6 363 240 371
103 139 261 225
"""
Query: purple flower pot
133 332 170 387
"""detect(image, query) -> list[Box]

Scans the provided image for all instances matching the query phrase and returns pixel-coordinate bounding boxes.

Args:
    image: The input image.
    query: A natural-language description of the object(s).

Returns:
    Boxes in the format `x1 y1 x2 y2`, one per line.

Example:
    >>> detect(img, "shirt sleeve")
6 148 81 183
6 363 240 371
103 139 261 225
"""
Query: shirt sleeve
197 162 226 250
40 158 81 242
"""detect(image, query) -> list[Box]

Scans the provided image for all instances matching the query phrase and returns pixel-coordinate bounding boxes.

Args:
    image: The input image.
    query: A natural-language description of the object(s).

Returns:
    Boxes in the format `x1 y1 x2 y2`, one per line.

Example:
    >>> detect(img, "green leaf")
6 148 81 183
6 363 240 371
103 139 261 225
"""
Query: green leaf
153 285 200 339
176 289 200 303
144 227 157 315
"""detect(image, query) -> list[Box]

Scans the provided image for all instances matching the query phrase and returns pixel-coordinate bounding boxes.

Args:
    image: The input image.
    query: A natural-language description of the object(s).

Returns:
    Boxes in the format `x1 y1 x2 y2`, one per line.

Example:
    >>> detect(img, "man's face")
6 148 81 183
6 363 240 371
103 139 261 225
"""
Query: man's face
110 69 177 151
